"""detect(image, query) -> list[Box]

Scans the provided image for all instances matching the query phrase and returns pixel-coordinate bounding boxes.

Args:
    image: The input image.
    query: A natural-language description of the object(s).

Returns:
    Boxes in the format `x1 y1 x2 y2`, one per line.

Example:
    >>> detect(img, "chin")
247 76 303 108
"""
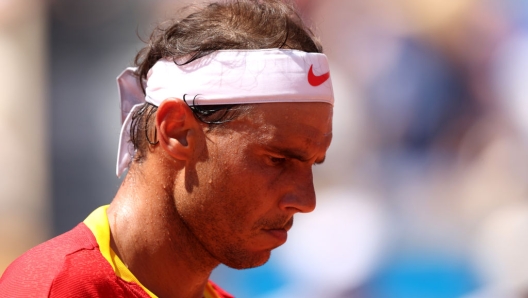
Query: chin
221 249 271 270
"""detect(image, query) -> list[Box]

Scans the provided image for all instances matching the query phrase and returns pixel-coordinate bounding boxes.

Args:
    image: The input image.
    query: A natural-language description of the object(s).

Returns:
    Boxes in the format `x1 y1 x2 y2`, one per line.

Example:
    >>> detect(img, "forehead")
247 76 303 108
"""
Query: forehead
228 102 333 149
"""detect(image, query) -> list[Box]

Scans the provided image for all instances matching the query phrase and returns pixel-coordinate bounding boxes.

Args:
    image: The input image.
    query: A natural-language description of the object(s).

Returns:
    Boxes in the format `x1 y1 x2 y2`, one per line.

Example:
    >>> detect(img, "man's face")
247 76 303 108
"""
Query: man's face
175 102 333 269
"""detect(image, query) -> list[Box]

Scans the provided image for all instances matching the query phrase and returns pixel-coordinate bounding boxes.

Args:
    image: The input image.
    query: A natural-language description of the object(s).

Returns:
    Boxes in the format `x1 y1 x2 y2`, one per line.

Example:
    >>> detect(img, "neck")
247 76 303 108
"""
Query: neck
107 160 220 298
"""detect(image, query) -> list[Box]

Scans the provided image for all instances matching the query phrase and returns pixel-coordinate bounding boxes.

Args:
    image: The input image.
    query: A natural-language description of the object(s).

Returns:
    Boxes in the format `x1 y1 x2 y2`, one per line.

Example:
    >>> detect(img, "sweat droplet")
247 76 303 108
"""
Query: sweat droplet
208 179 212 184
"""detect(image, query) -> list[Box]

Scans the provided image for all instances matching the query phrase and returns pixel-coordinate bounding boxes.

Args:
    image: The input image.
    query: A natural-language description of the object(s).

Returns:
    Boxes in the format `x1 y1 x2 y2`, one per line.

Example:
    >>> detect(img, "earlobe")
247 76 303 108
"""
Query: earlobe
156 98 198 161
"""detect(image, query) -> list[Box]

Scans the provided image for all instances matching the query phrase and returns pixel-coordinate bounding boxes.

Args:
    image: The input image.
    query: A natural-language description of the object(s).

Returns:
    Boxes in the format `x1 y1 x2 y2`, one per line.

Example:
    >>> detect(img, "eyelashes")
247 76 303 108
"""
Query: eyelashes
269 156 287 165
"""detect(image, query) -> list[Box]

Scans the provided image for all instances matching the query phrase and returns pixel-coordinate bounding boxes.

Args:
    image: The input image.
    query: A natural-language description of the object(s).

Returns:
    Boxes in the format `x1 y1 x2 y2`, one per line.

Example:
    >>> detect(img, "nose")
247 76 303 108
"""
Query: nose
278 168 316 213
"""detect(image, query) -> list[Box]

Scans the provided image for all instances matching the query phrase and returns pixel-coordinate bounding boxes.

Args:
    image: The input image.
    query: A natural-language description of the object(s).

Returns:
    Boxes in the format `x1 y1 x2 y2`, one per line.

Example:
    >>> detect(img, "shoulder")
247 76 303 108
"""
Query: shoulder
0 223 149 298
0 223 98 296
48 248 149 298
0 223 101 297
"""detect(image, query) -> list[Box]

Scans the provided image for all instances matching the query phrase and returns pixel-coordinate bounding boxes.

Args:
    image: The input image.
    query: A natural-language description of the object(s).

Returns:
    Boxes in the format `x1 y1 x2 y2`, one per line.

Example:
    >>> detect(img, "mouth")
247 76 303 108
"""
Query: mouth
264 228 288 244
262 217 294 244
283 217 293 231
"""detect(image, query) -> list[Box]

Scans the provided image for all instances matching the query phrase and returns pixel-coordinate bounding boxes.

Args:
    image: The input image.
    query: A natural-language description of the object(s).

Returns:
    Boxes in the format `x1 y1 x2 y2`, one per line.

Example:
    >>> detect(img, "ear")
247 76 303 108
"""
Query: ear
155 98 200 161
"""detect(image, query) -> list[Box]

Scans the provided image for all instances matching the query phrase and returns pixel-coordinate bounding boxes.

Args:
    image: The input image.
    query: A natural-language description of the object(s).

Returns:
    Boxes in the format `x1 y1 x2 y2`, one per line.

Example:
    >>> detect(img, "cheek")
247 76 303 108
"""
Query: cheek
210 170 253 219
209 160 272 228
205 139 281 227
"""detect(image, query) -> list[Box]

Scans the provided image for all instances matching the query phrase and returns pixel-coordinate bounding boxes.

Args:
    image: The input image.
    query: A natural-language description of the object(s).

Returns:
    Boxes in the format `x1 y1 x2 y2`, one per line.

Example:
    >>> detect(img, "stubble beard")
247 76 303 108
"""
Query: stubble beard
212 216 294 270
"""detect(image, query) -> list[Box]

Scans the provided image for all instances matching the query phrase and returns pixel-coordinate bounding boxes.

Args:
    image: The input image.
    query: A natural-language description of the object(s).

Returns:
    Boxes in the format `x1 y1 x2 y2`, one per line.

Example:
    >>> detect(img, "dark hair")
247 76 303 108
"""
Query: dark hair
129 0 322 162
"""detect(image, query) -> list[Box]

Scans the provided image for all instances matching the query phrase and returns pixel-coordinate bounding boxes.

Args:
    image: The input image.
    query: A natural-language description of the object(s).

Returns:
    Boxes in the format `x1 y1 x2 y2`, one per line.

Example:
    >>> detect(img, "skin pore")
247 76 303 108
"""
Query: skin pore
107 99 333 298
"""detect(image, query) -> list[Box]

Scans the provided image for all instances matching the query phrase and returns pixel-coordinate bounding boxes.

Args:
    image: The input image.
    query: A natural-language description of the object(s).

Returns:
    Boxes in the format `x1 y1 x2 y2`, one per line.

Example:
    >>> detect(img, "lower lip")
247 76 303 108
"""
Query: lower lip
265 229 288 243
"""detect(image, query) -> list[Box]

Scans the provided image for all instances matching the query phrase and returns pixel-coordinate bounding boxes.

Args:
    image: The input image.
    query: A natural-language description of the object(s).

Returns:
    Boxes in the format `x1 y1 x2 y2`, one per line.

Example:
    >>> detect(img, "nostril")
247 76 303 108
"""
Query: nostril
277 167 317 212
303 189 317 213
279 183 316 213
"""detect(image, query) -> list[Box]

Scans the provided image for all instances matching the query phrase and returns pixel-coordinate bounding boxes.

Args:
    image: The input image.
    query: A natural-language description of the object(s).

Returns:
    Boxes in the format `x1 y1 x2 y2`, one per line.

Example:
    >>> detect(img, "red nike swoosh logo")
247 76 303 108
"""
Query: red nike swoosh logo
307 65 330 87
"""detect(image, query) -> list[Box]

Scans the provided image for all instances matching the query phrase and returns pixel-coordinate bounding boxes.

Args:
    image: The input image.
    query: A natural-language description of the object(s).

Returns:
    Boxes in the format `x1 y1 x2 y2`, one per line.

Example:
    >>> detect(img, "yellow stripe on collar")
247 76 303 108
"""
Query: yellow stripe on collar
204 282 222 298
84 205 158 297
84 205 221 298
84 205 223 298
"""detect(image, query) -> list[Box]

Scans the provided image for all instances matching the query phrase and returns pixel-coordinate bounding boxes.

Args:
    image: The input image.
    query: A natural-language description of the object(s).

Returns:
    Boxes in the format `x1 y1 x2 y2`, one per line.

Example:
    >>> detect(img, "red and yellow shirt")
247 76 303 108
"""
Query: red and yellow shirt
0 206 233 298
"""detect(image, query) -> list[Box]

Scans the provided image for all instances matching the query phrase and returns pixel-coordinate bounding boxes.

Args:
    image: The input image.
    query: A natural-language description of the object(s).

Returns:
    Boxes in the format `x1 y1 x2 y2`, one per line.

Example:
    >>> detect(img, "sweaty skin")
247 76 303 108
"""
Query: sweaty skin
107 100 333 298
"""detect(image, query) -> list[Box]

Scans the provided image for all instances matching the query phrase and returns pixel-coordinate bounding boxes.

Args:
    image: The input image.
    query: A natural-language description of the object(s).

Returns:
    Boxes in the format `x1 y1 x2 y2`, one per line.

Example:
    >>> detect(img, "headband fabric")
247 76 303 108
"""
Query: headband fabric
116 49 334 177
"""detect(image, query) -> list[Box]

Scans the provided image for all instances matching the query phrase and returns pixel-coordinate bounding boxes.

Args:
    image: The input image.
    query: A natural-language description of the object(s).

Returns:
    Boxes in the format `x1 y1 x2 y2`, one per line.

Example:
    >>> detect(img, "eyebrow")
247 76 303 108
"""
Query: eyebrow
267 146 326 164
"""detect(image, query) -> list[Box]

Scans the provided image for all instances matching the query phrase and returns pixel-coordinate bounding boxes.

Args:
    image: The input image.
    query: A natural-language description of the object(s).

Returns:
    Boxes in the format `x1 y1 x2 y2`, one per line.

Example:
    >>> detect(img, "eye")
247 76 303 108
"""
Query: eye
269 156 287 165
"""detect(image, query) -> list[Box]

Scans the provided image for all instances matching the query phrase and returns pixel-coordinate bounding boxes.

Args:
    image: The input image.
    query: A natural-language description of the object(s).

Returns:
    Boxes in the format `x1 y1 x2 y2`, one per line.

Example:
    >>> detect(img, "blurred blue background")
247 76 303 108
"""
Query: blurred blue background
2 0 528 297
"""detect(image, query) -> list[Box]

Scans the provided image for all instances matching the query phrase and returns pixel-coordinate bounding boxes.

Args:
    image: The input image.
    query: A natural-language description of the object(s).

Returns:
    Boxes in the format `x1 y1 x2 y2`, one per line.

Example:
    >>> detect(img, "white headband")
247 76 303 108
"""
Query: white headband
116 49 334 177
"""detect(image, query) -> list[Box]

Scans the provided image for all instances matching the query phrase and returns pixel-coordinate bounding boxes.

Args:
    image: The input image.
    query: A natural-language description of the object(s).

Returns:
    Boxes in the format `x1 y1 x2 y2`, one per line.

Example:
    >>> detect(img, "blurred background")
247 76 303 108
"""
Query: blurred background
2 0 528 297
